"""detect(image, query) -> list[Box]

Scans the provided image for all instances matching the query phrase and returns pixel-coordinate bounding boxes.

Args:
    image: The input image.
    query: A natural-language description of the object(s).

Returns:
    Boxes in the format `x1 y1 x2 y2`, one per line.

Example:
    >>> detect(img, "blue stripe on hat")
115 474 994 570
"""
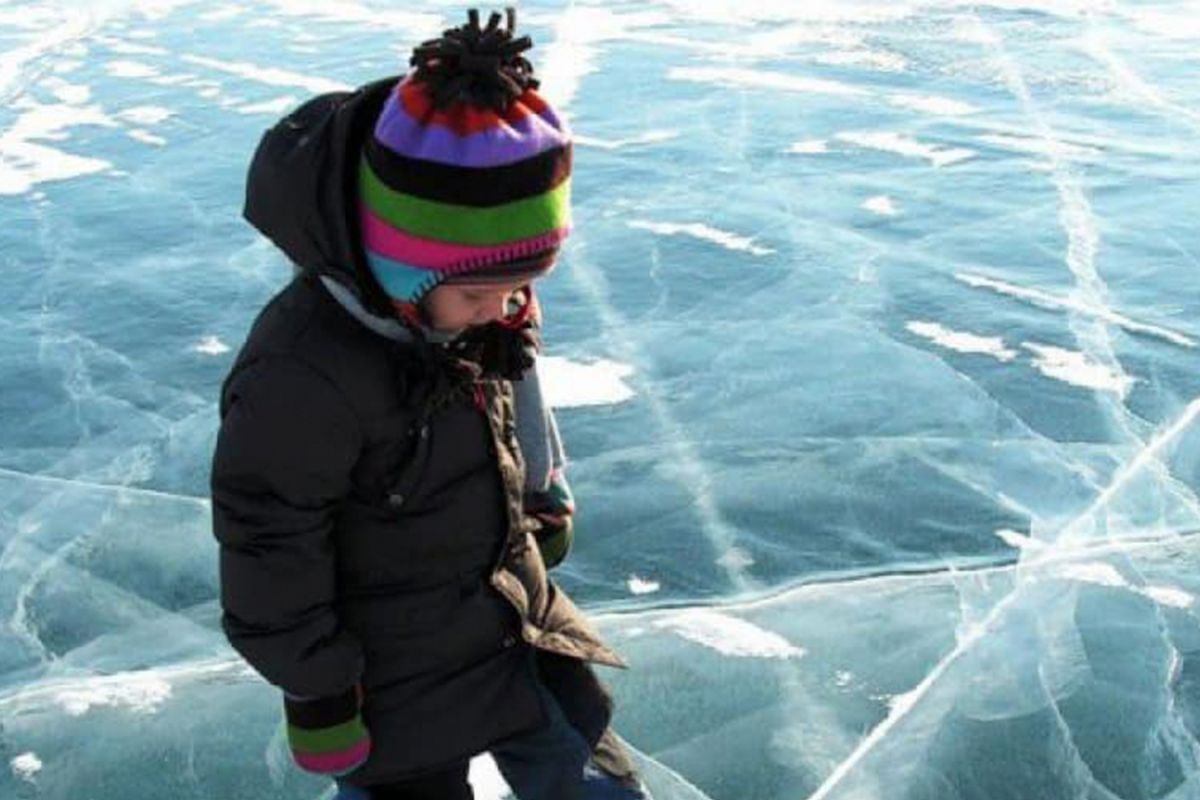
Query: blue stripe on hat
364 250 443 304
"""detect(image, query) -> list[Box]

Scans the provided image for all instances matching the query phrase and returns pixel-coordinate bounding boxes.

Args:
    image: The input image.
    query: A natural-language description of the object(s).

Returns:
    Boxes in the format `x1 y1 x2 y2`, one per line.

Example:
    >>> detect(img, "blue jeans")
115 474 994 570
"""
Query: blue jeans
334 677 649 800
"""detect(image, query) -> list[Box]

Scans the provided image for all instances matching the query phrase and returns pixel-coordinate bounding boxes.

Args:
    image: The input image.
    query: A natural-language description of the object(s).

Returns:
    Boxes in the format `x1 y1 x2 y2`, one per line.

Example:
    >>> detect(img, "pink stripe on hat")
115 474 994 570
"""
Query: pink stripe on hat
361 204 570 270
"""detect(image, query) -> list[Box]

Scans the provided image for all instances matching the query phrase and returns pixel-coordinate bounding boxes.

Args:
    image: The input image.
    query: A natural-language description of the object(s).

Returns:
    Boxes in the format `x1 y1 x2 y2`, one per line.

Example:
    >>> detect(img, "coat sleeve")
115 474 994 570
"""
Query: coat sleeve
210 354 365 698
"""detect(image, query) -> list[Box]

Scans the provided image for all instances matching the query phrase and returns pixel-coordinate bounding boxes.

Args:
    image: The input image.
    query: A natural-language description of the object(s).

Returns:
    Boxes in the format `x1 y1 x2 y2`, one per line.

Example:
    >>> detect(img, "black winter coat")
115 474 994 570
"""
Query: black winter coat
209 76 630 787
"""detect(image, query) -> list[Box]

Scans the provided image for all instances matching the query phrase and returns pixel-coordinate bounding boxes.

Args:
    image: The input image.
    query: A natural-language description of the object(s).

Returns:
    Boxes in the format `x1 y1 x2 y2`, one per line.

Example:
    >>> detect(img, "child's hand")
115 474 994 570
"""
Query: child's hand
283 682 372 776
525 470 576 569
529 508 574 569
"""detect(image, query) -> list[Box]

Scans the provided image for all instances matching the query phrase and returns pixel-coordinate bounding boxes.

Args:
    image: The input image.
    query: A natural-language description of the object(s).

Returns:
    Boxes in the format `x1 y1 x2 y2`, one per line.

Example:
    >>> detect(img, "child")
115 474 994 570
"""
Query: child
210 8 650 799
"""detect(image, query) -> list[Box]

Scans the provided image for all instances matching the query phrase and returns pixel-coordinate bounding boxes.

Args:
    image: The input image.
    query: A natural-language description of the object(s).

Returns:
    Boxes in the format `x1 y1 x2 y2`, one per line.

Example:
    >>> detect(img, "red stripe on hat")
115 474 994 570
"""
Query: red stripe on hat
399 79 552 136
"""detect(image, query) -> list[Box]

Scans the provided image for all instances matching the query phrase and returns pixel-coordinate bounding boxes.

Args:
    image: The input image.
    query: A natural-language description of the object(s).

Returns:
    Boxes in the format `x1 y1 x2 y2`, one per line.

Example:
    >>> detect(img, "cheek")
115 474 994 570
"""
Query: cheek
427 294 476 329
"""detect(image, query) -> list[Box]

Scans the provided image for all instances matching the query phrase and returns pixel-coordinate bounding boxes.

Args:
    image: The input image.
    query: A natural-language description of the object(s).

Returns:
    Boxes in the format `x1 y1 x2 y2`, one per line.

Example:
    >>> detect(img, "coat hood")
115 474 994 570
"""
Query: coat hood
243 75 399 318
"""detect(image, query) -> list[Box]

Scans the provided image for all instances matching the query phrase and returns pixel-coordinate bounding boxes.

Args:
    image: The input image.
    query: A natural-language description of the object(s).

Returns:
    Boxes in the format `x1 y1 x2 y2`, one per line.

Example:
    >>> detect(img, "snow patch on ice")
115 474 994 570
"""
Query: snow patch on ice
1022 342 1135 396
198 5 245 23
787 139 829 154
178 54 349 94
256 0 441 33
536 8 670 108
0 99 117 194
653 609 806 659
1142 586 1194 609
655 0 911 25
906 321 1017 361
978 132 1102 160
889 93 980 116
41 76 91 105
117 105 173 125
862 195 899 216
11 752 43 781
812 49 908 72
995 528 1046 550
628 220 774 256
194 336 231 356
106 60 159 79
628 575 662 595
956 272 1196 348
235 95 299 115
669 66 870 97
835 131 975 167
97 37 169 57
55 672 173 716
540 356 635 408
127 129 166 146
574 130 679 150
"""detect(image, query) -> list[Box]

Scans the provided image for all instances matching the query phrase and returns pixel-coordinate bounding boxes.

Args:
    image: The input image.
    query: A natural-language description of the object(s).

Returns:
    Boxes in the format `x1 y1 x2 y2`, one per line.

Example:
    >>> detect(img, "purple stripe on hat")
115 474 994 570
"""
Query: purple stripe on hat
374 97 569 169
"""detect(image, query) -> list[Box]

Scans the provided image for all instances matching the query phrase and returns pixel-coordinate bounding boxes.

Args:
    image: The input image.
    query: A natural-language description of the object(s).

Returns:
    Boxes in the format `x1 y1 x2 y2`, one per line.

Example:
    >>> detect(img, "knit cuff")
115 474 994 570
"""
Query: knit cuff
283 683 371 776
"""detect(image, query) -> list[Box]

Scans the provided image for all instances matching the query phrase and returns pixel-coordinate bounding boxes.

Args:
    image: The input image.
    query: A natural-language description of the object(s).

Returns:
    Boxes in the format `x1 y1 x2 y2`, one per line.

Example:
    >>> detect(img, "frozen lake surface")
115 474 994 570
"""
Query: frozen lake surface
2 1 1199 798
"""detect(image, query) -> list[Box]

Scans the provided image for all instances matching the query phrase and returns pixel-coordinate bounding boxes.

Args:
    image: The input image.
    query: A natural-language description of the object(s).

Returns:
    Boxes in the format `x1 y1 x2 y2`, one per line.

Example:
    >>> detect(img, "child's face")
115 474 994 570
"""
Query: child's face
421 278 530 335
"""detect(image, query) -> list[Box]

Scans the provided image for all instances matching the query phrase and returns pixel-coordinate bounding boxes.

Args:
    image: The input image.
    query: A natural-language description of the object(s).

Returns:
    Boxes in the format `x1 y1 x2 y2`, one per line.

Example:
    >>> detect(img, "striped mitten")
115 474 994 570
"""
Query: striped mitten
283 683 372 776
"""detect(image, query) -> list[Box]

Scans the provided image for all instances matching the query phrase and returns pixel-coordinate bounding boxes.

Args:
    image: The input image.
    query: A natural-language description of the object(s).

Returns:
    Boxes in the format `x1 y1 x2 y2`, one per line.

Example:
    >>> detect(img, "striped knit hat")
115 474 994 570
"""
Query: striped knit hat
359 7 571 319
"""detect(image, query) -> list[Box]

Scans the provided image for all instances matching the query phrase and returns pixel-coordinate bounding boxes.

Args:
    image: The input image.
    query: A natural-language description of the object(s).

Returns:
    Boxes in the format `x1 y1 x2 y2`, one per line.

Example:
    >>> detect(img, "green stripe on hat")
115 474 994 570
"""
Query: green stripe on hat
360 158 571 246
287 717 370 754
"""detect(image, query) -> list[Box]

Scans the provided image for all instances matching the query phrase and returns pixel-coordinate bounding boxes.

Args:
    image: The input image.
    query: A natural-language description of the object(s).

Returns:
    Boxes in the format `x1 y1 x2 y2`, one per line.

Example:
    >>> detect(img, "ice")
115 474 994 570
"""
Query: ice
3 0 1200 798
668 66 870 98
627 220 776 257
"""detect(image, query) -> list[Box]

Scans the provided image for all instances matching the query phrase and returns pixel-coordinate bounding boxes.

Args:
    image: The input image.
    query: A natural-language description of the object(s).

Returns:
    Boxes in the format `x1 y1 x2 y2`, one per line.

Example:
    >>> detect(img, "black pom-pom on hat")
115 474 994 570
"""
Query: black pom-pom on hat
409 6 541 112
